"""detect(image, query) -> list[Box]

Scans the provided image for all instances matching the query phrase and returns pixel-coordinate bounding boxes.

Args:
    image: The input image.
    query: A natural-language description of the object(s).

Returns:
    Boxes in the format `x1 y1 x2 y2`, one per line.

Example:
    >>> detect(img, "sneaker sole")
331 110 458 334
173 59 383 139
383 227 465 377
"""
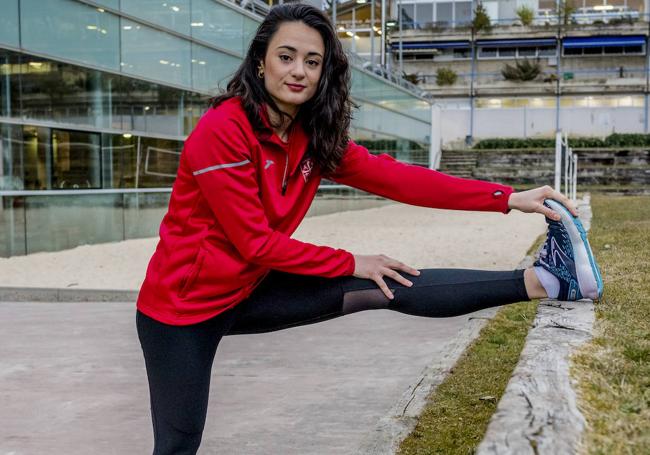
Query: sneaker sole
545 199 603 300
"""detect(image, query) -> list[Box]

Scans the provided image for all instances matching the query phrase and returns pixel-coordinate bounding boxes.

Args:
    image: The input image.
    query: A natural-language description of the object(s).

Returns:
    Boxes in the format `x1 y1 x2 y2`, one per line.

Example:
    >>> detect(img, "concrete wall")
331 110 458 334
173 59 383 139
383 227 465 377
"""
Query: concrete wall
439 105 647 146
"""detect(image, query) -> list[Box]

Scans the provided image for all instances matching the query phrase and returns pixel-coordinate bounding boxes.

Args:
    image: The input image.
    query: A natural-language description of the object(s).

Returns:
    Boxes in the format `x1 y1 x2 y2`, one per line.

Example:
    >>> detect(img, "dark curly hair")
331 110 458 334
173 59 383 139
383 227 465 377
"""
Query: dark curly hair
210 3 355 174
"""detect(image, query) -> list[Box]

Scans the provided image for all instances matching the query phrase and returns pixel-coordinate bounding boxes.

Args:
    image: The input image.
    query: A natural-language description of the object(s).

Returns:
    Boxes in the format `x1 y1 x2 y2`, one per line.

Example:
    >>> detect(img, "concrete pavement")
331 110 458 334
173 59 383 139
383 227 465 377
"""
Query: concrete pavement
0 300 495 455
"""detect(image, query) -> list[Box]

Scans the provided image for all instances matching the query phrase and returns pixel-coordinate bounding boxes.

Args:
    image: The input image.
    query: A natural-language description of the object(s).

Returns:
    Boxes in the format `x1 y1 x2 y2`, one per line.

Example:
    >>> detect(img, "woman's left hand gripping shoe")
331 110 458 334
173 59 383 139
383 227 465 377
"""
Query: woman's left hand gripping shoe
534 198 604 301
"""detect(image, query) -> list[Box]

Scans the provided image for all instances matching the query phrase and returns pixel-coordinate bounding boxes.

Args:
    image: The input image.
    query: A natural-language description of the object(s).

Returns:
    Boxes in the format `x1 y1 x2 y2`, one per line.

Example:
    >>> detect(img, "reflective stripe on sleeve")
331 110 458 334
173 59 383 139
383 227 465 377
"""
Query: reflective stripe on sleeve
192 159 251 176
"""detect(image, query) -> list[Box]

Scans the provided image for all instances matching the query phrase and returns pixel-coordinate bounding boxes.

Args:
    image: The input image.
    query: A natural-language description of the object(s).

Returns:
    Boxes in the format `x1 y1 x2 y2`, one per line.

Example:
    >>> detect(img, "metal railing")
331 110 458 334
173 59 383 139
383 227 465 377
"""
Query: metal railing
419 67 648 88
555 131 578 202
395 10 649 31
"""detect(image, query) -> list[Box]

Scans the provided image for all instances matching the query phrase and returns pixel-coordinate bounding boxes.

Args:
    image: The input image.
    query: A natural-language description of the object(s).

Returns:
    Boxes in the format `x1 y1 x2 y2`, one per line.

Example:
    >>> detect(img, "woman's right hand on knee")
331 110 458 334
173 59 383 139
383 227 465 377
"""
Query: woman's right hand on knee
352 254 420 300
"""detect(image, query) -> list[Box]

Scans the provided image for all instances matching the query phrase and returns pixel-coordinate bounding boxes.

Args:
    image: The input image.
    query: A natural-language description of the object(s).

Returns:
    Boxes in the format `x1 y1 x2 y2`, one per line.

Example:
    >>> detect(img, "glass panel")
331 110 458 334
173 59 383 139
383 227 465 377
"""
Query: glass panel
104 132 190 189
417 3 433 27
191 0 245 55
436 3 453 25
0 50 21 118
20 0 120 70
518 47 536 57
584 47 602 55
498 48 516 57
529 97 556 108
21 125 51 190
624 45 643 54
604 46 624 54
0 0 19 46
120 19 191 87
124 192 170 238
0 123 23 190
121 0 190 35
136 137 182 188
0 196 26 257
102 132 137 188
93 0 119 8
24 194 124 253
560 97 575 107
574 97 591 107
183 92 208 135
192 44 240 93
111 77 197 136
243 16 260 53
564 47 582 56
400 4 416 28
479 47 498 58
19 55 115 129
350 128 429 166
453 48 470 59
454 2 473 26
51 129 101 190
538 46 557 57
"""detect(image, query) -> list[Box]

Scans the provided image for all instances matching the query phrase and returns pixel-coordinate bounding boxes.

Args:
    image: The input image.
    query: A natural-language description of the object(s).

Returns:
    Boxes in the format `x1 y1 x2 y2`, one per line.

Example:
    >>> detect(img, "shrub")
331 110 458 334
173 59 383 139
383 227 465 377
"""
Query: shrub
502 59 542 81
403 73 422 85
604 133 650 147
516 6 534 26
436 68 458 86
557 0 576 25
473 133 650 149
473 3 492 32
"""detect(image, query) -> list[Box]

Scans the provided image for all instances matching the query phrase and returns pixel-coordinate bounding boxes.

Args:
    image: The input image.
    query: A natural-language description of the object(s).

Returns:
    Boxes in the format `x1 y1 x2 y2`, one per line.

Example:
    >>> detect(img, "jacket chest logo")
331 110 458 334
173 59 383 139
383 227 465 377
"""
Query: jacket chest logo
300 158 314 182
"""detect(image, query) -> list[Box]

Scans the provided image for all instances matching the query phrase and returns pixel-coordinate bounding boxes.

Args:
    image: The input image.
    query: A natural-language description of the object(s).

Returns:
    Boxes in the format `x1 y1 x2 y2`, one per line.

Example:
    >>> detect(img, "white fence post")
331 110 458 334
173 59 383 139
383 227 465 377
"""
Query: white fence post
554 131 562 192
572 153 578 202
555 130 578 201
564 132 570 196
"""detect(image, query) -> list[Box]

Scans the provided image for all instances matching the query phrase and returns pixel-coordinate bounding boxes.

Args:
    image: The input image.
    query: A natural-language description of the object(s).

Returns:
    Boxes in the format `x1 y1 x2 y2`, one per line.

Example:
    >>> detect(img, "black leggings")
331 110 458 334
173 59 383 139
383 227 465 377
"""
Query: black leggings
137 268 529 455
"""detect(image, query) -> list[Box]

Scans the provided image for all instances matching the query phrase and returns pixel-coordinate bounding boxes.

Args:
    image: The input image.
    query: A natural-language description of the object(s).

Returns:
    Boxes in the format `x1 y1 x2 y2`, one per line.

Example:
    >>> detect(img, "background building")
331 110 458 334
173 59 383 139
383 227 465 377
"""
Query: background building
0 0 432 257
376 0 650 146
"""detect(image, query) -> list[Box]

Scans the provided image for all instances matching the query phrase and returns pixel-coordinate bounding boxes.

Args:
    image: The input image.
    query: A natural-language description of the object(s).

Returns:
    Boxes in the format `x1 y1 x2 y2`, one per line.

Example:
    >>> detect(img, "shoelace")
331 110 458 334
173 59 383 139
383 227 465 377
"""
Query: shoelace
539 220 571 264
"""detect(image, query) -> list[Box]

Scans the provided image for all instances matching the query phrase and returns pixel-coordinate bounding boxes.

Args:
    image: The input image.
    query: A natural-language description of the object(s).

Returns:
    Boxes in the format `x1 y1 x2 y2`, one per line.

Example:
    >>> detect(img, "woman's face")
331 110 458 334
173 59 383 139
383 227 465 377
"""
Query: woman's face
261 21 325 117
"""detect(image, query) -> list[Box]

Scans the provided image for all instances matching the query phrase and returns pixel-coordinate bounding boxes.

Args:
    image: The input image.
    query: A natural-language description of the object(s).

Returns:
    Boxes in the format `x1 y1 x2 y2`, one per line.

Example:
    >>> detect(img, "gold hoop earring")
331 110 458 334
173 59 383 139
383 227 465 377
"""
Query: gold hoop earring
257 64 264 78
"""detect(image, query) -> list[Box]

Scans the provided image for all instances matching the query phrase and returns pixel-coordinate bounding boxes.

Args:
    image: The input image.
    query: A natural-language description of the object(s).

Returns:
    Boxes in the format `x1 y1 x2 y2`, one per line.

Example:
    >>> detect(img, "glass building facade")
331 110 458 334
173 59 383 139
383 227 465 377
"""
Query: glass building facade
0 0 432 257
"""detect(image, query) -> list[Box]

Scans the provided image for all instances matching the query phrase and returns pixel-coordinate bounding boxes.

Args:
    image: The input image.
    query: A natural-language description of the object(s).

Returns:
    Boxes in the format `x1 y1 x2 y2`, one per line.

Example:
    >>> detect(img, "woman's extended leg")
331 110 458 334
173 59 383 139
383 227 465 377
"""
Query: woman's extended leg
227 268 531 335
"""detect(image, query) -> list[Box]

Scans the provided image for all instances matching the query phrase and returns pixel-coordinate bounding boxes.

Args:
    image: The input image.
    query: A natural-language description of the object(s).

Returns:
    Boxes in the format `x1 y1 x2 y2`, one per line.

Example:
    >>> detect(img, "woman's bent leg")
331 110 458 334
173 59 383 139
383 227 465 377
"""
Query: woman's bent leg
136 309 237 455
228 268 529 335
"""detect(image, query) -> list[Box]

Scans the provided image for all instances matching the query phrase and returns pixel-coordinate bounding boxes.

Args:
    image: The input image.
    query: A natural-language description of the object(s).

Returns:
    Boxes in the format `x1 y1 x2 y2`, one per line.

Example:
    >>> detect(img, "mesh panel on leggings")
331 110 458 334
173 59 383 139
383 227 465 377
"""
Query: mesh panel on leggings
341 288 394 314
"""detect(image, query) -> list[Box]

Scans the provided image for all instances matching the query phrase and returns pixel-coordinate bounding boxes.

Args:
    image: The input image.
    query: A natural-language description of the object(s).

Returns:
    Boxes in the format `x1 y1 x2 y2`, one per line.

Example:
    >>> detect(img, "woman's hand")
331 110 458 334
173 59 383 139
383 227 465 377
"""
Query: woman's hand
507 185 578 220
353 254 420 300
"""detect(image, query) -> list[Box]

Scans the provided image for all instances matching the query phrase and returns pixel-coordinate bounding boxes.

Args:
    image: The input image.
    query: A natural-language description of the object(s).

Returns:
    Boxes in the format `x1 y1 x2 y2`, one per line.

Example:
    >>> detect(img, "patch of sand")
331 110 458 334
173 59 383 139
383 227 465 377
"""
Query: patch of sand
0 204 546 290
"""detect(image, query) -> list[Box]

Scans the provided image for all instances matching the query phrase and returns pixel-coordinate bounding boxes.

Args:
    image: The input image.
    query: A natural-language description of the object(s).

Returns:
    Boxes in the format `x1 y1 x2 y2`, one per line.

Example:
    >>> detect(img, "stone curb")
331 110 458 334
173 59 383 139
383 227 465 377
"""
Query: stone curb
0 287 137 302
476 194 595 455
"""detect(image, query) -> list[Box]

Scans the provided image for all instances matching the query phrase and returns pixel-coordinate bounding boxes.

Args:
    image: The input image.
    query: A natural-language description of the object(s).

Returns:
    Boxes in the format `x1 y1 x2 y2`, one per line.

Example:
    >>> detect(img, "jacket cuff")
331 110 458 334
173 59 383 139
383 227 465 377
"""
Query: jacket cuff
492 185 515 214
341 251 356 276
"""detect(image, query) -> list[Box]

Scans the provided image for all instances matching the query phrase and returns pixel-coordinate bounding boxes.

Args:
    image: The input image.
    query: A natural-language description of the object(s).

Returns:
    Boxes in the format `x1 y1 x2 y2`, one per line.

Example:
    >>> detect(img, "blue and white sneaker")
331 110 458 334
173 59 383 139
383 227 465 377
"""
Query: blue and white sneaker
534 199 603 301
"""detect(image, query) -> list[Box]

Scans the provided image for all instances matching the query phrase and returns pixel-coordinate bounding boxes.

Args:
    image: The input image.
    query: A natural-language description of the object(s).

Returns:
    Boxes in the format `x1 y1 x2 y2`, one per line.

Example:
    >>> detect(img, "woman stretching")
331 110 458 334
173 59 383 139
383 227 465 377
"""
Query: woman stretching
136 4 603 454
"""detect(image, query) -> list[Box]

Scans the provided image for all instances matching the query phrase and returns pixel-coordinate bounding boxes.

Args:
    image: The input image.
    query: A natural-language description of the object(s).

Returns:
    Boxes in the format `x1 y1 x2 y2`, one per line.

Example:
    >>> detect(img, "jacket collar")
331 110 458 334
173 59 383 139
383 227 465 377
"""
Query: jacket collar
258 103 311 176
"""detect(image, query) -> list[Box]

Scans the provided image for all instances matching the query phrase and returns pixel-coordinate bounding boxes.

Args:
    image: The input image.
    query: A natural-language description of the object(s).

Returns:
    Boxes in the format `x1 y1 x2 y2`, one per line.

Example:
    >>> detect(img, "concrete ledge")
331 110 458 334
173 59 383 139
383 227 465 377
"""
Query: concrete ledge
0 287 137 302
476 300 594 455
476 194 596 455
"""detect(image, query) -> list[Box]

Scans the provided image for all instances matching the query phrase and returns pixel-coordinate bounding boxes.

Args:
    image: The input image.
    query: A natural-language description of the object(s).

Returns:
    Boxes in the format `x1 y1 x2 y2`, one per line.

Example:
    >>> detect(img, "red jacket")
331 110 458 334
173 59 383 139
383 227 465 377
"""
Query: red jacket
136 97 514 325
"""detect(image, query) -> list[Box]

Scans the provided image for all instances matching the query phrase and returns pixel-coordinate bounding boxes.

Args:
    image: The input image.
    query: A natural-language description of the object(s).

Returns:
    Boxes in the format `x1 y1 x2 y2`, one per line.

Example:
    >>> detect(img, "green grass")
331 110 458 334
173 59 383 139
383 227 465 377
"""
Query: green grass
397 196 649 454
397 301 539 454
571 195 650 454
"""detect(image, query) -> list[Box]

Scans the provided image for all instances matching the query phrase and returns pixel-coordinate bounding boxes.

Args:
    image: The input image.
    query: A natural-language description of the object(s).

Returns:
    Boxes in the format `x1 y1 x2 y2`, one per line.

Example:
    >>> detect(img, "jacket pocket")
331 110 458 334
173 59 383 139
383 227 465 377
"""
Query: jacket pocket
178 247 206 298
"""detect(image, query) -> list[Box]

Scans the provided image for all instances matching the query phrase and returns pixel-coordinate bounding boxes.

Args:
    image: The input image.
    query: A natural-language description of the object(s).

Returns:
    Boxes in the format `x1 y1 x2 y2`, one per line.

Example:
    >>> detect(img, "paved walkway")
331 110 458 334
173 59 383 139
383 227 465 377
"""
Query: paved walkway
0 204 546 454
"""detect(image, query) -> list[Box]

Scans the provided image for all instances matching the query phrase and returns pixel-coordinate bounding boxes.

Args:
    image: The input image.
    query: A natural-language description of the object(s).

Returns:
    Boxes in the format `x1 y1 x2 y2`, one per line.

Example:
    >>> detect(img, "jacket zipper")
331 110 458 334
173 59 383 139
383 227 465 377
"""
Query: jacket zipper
281 150 289 196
